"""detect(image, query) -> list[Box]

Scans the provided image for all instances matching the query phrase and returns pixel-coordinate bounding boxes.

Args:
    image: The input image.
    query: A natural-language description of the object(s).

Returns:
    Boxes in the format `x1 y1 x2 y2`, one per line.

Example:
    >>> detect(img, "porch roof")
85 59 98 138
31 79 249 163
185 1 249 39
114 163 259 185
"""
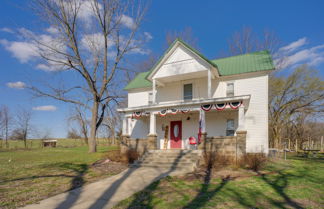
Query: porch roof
117 95 250 113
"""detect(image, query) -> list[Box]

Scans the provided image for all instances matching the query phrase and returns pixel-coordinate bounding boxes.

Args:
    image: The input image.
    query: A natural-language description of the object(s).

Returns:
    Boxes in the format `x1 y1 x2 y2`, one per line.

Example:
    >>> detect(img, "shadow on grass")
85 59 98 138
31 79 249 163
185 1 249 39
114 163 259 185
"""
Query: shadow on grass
258 171 305 209
88 150 193 209
53 163 88 209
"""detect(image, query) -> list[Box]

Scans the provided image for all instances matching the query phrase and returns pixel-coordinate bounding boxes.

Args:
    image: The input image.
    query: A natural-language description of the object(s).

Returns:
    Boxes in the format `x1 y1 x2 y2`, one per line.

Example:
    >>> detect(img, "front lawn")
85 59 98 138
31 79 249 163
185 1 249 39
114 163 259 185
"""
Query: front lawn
0 139 126 209
115 155 324 209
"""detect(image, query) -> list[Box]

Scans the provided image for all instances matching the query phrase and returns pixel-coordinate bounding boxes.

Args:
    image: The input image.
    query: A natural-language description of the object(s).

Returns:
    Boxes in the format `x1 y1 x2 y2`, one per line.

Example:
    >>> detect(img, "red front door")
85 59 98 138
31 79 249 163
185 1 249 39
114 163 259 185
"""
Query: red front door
170 121 182 149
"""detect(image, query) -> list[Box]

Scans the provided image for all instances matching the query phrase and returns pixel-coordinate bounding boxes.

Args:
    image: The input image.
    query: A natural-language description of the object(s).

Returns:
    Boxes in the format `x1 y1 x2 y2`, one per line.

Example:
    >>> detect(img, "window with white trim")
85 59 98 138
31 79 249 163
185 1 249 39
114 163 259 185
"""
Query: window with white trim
148 92 153 104
226 82 234 97
226 119 235 136
183 83 193 100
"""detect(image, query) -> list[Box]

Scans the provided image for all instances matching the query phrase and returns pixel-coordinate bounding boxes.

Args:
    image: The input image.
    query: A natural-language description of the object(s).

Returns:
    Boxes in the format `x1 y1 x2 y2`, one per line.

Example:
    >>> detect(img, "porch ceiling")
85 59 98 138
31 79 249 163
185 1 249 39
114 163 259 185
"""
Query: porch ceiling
117 95 250 113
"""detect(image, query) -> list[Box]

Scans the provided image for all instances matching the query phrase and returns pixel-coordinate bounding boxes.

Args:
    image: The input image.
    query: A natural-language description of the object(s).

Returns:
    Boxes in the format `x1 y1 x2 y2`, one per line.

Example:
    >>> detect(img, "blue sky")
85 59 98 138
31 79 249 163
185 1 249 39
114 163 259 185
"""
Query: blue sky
1 0 324 138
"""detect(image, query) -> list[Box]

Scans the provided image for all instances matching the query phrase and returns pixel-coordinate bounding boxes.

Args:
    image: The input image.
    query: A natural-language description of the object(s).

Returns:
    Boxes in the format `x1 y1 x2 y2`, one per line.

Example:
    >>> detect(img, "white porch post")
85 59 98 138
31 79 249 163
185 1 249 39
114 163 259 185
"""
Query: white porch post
149 112 156 135
152 79 156 104
207 70 212 98
238 106 245 130
122 114 129 135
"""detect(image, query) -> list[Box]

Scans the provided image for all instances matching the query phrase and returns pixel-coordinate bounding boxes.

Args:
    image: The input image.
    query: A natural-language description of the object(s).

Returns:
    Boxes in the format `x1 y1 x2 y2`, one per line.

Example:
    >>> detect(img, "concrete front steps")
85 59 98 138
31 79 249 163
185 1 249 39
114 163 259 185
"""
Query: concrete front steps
134 149 202 175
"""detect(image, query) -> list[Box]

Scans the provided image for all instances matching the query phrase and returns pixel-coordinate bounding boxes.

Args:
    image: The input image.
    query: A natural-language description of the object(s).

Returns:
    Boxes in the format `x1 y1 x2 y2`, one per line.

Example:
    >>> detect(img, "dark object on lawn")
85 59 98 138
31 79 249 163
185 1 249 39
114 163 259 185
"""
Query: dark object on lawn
268 148 279 158
42 140 57 147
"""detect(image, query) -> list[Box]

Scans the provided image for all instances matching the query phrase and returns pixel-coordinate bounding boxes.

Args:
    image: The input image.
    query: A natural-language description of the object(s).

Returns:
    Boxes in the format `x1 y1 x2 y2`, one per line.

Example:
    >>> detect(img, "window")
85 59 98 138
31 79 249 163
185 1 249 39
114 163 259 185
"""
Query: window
183 83 193 100
148 92 153 104
226 82 234 97
226 119 235 136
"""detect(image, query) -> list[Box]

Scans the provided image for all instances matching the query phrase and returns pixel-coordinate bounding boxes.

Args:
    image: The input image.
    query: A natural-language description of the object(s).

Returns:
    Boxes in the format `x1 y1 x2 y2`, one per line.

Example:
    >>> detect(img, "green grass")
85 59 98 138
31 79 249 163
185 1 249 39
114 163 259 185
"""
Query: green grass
0 139 122 209
114 155 324 209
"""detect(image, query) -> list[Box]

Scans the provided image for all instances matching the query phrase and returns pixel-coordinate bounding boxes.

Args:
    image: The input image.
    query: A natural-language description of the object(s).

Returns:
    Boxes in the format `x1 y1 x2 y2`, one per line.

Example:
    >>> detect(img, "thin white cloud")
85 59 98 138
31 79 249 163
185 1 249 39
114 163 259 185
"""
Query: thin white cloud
0 39 39 63
275 38 324 69
32 105 57 111
6 81 26 89
144 32 153 40
0 27 14 33
279 37 307 54
120 15 136 29
46 26 59 34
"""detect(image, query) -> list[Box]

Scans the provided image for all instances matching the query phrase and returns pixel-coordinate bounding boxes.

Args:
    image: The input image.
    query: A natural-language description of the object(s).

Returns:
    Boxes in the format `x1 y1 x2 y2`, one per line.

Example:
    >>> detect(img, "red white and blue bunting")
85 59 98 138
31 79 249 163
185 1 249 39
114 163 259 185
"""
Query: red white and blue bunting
201 104 213 111
133 111 142 118
181 109 190 114
229 101 242 109
159 109 168 116
170 108 178 115
215 103 227 110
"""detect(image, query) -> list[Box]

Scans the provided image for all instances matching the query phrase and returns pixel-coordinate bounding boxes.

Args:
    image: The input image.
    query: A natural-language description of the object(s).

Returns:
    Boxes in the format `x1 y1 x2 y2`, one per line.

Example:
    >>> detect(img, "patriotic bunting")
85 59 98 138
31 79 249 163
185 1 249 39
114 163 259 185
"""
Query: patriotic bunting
133 111 142 118
159 109 168 116
132 101 242 118
181 109 190 113
201 104 212 111
215 103 227 110
229 101 242 109
170 108 178 115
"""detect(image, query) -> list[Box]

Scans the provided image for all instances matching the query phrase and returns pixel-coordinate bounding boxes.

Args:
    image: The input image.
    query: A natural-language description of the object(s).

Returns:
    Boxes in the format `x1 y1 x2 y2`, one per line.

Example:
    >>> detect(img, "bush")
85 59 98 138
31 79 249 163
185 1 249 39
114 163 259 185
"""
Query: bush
105 149 140 164
124 149 140 164
203 152 233 169
240 153 267 172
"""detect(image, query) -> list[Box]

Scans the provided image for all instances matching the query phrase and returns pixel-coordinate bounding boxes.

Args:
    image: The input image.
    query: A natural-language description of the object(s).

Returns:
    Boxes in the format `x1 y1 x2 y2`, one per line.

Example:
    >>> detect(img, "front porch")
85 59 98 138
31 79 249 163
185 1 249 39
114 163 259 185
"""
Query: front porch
118 96 249 156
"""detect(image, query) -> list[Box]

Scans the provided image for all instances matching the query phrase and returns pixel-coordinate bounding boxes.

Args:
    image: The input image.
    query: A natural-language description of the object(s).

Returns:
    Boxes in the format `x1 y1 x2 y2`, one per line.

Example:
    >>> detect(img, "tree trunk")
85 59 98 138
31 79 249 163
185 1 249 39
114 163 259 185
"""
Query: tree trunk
89 101 99 153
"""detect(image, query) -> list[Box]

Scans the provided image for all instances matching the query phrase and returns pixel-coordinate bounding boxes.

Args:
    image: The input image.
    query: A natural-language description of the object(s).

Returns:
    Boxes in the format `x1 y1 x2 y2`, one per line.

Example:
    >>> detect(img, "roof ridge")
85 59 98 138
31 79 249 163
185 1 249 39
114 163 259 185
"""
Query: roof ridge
211 50 270 61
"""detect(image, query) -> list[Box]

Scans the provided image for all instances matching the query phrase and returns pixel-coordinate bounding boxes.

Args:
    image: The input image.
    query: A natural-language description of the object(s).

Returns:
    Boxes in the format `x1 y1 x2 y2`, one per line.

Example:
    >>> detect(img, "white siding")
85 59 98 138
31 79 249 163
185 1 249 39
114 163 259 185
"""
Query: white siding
235 75 269 153
128 89 151 107
153 45 209 80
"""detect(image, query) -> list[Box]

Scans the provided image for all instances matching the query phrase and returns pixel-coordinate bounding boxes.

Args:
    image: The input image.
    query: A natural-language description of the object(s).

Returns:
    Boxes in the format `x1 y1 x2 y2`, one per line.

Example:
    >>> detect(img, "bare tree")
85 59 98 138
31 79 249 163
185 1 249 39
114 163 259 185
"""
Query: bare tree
0 105 12 148
27 0 148 152
269 66 324 149
165 27 199 48
68 105 89 144
224 26 280 57
15 108 33 148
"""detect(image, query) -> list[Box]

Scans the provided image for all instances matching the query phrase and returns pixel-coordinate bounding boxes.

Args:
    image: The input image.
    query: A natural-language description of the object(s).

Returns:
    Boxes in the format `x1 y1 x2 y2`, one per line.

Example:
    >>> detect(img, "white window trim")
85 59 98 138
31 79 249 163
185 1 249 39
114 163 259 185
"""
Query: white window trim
181 80 195 101
226 81 235 97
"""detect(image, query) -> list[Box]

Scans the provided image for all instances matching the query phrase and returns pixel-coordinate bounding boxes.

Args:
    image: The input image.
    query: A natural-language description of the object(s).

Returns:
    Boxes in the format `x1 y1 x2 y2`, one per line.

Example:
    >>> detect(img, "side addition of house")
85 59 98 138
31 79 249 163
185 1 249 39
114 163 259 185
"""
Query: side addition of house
118 39 274 155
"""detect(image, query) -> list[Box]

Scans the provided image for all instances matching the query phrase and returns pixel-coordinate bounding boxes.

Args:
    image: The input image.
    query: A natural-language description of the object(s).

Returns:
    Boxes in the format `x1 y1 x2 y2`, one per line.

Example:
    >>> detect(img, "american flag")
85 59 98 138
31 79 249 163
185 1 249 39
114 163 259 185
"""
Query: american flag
198 109 205 143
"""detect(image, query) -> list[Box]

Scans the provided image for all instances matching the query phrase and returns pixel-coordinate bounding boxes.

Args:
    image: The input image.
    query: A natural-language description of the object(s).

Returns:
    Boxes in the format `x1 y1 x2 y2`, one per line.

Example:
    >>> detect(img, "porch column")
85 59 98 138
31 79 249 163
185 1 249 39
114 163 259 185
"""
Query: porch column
238 106 245 131
152 79 156 104
149 112 156 135
122 114 129 135
207 70 212 98
148 112 157 149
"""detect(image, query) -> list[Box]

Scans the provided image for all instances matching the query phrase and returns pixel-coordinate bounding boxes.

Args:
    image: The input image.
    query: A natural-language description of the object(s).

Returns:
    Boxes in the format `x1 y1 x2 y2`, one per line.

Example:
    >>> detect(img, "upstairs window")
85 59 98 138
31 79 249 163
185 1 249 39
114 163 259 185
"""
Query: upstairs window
226 119 235 136
183 83 193 100
226 82 234 97
148 92 153 104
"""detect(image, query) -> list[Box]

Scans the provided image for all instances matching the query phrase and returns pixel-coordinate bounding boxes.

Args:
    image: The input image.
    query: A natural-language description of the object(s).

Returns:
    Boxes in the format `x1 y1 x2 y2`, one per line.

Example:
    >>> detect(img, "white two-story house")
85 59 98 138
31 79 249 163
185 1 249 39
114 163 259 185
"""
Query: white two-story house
118 39 274 154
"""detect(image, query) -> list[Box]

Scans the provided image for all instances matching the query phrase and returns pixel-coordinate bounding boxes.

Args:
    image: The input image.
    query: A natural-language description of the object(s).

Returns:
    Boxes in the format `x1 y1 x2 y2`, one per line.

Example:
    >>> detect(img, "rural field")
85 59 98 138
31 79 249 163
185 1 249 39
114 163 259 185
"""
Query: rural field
115 154 324 209
0 139 126 209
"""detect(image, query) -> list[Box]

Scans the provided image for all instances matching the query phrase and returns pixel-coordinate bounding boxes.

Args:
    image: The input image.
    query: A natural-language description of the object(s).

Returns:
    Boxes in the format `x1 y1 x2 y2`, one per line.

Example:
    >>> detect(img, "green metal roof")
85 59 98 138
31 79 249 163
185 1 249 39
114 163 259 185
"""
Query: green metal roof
124 71 152 90
212 50 274 76
124 39 274 90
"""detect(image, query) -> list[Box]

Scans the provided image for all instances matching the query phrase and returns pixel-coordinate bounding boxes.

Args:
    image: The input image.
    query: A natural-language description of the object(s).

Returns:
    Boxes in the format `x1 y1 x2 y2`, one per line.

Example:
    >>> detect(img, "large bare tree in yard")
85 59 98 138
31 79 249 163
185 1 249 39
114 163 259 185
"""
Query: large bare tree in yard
28 0 148 152
269 66 324 148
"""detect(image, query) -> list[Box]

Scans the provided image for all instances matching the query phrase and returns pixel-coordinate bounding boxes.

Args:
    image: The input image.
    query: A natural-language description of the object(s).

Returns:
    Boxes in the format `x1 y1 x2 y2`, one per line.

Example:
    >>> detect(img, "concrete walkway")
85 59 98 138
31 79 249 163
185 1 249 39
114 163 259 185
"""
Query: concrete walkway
21 166 177 209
